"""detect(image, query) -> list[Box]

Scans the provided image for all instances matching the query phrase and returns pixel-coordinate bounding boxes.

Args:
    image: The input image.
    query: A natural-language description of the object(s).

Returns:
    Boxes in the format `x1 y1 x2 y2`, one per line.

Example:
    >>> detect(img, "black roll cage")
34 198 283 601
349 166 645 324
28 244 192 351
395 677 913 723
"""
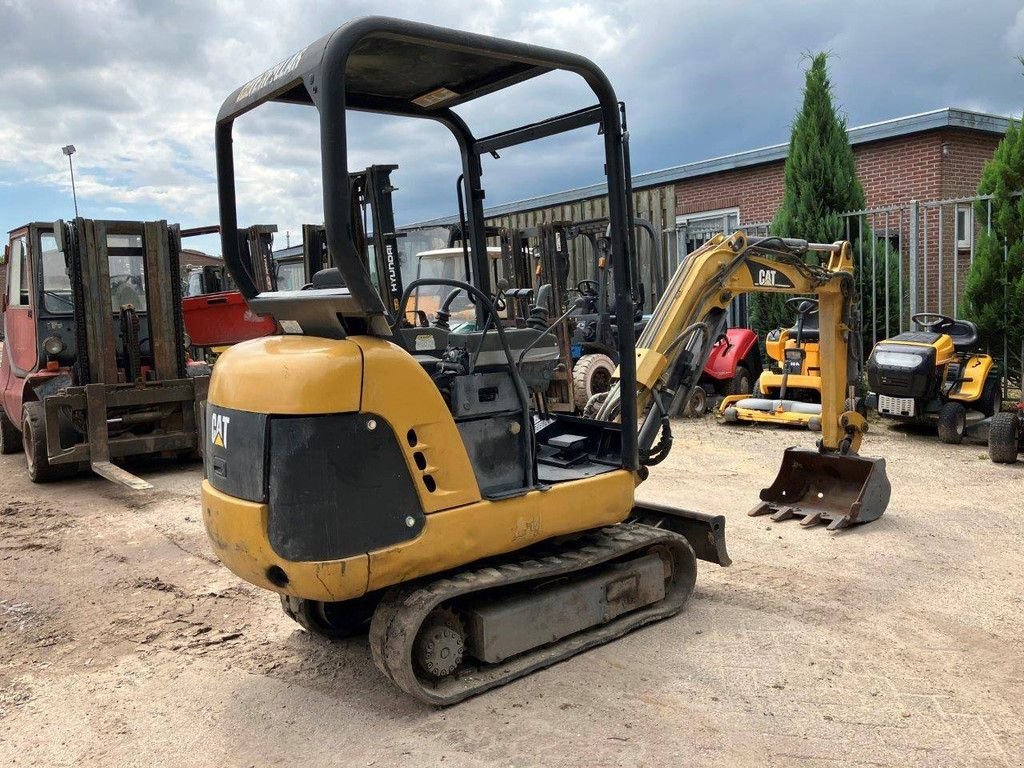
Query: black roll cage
214 15 640 471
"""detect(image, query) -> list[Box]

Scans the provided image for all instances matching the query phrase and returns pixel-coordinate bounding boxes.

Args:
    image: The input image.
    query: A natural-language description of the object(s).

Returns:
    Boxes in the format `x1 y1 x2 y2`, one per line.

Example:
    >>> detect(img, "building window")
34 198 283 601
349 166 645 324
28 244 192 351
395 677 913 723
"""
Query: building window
675 208 740 263
955 204 973 250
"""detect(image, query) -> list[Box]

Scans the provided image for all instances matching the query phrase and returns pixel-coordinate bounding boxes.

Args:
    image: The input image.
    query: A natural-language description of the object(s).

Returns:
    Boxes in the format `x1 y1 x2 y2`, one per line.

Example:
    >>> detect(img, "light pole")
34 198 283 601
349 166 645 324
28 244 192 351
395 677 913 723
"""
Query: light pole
61 144 79 217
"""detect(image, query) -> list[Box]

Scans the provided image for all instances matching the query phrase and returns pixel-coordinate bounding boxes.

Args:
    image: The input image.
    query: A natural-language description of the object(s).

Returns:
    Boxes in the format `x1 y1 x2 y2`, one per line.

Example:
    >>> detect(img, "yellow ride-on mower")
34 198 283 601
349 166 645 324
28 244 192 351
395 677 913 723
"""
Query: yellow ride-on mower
866 313 1000 444
719 297 830 428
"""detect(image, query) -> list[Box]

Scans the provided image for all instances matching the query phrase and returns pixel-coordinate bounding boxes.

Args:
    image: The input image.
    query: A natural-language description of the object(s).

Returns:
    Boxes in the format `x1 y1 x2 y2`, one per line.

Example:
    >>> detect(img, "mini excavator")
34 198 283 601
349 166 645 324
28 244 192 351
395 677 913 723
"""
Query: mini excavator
201 17 891 705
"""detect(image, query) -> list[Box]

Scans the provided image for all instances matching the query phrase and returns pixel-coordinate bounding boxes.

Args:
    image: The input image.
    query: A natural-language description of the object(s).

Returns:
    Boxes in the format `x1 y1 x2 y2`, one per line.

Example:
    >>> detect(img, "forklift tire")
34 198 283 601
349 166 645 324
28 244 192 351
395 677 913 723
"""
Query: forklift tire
22 402 75 483
573 354 615 412
0 408 22 454
987 411 1020 464
724 364 753 396
937 401 967 445
280 594 377 640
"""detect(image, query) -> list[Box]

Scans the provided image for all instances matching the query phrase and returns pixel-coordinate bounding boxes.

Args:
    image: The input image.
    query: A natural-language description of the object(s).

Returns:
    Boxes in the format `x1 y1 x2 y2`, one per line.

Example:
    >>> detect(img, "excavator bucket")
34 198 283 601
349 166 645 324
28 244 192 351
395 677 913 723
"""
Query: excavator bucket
749 447 891 531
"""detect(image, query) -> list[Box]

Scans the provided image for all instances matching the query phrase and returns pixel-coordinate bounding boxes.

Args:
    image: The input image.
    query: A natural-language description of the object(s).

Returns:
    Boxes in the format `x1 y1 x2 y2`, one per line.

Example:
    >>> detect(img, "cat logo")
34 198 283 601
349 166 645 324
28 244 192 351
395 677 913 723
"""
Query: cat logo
746 262 795 289
210 412 231 449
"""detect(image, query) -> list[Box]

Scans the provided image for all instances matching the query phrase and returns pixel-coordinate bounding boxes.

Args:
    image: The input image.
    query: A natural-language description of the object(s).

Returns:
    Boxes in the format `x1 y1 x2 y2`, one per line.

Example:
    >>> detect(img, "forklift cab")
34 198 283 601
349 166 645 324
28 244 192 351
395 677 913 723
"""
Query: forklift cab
2 223 85 420
411 246 505 326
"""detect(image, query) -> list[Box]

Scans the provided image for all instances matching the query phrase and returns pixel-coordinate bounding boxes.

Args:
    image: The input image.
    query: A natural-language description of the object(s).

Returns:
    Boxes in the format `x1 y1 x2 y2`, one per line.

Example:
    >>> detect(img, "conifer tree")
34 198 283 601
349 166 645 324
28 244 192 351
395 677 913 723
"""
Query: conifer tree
963 112 1024 359
750 53 865 336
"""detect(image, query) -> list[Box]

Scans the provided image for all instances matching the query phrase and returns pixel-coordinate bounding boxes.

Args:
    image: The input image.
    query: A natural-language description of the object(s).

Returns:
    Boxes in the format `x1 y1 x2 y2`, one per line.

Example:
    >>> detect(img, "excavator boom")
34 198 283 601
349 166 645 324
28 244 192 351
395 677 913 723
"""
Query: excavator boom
597 231 890 529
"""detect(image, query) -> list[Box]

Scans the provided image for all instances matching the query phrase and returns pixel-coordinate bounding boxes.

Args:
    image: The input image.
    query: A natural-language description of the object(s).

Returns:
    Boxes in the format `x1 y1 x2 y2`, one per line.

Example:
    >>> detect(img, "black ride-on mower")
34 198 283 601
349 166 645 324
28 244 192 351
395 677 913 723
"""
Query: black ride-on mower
866 312 1000 444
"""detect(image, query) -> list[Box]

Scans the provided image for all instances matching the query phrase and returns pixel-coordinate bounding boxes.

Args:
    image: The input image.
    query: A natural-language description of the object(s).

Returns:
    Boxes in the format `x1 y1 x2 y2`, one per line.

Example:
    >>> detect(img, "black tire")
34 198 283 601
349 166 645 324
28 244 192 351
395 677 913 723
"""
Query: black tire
22 402 76 482
572 353 615 412
979 377 1001 418
280 593 378 639
751 379 764 398
988 411 1020 464
724 364 752 396
0 407 22 455
684 386 707 418
937 401 967 445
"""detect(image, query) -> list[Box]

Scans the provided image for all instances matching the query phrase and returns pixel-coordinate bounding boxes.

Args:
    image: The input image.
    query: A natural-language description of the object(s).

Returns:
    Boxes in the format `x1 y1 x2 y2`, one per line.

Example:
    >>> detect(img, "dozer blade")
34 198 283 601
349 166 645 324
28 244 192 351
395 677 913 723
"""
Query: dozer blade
748 447 890 530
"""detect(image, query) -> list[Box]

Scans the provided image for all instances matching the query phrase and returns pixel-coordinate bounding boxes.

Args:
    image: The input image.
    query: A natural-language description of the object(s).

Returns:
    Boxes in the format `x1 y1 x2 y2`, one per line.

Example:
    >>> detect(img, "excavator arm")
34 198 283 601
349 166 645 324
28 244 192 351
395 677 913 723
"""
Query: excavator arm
598 231 890 530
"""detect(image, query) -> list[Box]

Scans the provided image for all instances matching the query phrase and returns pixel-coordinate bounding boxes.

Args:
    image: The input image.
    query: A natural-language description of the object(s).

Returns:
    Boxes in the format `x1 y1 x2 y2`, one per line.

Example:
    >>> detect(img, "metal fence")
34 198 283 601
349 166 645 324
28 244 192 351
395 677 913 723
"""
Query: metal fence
729 194 1022 379
481 187 1021 380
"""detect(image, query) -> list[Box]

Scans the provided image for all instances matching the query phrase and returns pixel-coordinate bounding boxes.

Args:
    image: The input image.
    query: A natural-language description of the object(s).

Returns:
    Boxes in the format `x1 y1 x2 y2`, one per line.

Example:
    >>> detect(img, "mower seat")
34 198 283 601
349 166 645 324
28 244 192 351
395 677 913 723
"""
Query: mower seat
946 319 979 351
786 312 819 343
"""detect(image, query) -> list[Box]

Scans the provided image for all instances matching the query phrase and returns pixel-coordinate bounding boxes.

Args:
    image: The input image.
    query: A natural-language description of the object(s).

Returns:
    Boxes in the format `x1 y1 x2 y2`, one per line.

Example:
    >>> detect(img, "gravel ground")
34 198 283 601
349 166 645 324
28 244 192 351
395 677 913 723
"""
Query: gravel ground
0 416 1021 767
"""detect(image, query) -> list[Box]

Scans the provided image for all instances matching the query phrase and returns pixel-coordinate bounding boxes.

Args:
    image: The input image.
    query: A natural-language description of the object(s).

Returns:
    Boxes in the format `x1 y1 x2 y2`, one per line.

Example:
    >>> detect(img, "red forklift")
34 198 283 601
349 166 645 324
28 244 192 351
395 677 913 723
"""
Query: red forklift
0 219 208 488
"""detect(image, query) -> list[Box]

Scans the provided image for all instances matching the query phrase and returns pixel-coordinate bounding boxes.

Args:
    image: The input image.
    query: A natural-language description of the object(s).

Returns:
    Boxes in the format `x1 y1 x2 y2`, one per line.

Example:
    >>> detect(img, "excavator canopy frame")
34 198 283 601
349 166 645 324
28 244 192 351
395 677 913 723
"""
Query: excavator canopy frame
214 15 640 469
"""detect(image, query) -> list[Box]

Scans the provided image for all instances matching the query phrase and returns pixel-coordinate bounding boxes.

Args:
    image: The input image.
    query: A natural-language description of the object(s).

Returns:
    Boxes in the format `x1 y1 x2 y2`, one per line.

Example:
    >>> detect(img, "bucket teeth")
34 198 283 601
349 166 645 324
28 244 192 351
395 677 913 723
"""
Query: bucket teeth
825 515 852 531
747 501 772 517
770 506 798 522
799 511 822 527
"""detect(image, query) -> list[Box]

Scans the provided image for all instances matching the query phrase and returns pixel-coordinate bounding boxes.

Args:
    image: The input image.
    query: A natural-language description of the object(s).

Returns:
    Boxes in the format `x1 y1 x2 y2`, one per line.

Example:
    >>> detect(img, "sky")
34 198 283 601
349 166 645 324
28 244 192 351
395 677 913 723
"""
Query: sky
1 0 1023 256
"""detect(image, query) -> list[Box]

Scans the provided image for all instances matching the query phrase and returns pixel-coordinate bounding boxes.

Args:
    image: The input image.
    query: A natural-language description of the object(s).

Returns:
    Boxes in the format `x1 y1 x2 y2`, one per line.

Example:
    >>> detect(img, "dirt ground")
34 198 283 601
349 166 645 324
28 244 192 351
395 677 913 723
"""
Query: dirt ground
0 417 1022 768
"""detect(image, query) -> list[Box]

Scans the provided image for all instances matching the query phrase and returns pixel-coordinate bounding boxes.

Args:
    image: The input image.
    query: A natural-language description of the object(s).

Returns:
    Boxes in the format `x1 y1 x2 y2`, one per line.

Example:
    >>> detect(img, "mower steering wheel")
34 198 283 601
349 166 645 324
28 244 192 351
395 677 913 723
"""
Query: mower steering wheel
785 296 819 316
911 312 955 332
576 279 601 295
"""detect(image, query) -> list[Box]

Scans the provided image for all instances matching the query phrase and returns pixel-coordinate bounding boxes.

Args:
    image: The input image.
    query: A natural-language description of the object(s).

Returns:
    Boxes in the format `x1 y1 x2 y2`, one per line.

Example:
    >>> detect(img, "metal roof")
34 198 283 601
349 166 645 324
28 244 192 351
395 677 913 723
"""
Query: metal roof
405 107 1014 227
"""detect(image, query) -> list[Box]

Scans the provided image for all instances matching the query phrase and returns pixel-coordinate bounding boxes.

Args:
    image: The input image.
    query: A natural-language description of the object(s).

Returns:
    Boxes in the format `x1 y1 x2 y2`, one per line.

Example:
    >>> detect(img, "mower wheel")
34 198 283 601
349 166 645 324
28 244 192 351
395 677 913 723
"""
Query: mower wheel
724 364 753 396
988 411 1020 464
0 408 22 454
937 401 967 445
22 402 76 482
573 353 615 412
979 377 1001 417
684 386 708 417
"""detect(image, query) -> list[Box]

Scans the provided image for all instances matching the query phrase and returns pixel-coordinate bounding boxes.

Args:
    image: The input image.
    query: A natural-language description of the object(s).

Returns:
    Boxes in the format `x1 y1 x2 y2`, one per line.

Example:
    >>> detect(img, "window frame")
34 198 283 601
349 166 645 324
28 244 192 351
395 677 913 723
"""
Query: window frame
6 235 29 307
955 204 973 251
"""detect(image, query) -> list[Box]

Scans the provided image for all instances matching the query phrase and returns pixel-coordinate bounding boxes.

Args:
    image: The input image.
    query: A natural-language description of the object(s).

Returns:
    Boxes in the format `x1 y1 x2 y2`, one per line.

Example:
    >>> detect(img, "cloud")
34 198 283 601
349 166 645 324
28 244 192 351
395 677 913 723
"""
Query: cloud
1 0 1021 247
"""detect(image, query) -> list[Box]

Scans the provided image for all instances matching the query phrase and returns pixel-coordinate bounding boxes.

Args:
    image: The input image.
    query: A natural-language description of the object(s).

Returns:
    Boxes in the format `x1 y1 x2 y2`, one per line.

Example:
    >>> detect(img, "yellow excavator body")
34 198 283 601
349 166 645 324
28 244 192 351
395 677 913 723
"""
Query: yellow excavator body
202 334 635 601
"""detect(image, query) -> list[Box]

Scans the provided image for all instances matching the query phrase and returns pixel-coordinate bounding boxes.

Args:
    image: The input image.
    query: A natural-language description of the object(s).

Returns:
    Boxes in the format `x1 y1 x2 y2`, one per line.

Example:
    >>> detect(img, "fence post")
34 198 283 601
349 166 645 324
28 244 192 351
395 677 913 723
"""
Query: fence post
908 200 919 320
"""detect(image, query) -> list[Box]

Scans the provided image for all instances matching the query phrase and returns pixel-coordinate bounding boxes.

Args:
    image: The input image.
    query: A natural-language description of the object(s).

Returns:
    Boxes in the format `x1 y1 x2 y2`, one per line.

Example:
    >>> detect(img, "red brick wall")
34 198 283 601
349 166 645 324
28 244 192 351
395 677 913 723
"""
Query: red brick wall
673 129 999 225
675 163 784 223
940 129 1001 199
854 134 944 207
671 129 1002 321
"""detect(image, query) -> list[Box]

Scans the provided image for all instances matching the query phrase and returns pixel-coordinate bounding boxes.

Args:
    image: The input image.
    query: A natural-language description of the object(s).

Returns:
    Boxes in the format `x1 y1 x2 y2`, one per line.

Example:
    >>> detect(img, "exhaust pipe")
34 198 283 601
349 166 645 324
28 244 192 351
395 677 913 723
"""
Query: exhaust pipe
749 447 891 531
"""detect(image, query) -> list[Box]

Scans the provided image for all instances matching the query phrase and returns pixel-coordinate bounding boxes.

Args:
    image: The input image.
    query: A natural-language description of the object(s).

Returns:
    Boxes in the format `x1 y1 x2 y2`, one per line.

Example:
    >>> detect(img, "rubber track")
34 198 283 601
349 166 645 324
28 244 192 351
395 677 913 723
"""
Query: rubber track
368 522 697 706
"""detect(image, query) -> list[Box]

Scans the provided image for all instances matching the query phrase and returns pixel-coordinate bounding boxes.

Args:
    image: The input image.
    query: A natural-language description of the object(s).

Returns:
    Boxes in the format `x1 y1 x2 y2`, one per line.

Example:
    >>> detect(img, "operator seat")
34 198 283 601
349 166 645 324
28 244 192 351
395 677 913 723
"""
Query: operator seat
947 319 979 351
